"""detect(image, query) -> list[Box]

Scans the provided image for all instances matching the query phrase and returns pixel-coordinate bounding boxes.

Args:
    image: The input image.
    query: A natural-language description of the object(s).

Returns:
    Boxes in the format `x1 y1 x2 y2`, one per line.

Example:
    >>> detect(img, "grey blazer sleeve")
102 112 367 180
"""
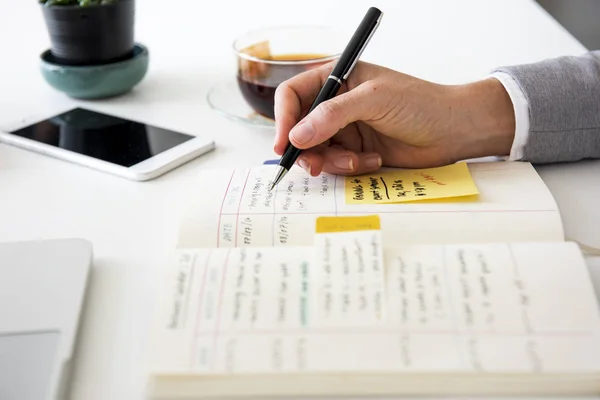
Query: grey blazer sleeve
493 50 600 164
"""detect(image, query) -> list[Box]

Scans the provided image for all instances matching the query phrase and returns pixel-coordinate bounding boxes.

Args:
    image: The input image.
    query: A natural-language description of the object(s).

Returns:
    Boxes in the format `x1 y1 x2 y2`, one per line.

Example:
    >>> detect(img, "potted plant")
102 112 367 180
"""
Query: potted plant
39 0 135 66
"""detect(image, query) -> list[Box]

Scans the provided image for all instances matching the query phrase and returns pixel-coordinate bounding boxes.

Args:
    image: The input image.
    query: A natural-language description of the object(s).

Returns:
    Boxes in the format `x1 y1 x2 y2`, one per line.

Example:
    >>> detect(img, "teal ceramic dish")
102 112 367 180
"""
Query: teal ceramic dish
40 43 149 99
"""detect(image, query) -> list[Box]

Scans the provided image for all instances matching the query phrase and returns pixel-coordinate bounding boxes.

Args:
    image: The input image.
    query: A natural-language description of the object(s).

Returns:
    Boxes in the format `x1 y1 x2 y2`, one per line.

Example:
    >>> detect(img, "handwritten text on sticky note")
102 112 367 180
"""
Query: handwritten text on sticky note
345 163 479 204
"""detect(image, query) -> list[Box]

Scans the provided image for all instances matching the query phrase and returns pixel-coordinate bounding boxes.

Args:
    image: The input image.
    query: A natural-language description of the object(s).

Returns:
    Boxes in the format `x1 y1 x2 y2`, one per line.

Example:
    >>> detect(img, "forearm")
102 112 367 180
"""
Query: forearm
448 78 516 161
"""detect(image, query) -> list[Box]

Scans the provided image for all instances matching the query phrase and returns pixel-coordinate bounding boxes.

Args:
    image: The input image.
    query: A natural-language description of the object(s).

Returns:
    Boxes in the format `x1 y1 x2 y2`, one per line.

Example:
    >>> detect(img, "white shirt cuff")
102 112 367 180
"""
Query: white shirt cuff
488 71 530 161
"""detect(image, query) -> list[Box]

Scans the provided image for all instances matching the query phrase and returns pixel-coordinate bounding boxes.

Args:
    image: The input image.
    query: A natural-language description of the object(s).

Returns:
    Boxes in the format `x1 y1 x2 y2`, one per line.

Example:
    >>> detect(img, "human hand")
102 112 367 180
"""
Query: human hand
273 61 516 176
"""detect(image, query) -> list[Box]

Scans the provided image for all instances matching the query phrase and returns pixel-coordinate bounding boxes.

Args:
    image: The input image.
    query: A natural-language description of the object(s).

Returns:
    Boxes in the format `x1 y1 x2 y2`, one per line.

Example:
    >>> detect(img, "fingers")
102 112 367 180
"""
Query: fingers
273 63 334 155
297 147 382 176
288 82 374 150
296 152 322 177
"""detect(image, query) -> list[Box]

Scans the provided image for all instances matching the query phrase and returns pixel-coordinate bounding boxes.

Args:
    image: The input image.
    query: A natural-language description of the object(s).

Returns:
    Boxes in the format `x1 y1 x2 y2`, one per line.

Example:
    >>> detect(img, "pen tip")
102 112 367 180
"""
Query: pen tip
268 182 276 191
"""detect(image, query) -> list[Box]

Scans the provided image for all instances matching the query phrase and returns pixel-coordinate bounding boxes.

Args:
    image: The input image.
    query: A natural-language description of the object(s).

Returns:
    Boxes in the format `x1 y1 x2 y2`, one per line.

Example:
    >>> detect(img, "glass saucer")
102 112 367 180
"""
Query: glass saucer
206 79 275 128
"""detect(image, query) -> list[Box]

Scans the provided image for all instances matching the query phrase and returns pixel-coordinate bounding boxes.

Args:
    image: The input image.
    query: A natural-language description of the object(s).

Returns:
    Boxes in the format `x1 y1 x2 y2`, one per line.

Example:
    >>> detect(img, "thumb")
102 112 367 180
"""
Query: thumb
288 83 373 149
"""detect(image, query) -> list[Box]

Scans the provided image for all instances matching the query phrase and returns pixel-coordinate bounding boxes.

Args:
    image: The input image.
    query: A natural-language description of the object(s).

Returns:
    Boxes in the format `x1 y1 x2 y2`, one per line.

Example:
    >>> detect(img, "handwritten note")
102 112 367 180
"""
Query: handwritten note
213 168 338 248
155 242 600 377
345 163 479 204
314 218 386 325
178 163 564 249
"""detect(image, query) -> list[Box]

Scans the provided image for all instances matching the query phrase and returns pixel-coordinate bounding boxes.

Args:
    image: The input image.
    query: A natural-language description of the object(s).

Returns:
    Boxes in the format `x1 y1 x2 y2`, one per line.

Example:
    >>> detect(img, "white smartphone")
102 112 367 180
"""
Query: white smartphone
0 107 215 181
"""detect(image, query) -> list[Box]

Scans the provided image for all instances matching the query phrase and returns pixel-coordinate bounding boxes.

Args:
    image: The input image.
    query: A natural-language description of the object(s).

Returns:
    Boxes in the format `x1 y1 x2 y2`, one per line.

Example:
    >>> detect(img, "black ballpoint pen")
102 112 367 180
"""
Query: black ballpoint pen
268 7 383 191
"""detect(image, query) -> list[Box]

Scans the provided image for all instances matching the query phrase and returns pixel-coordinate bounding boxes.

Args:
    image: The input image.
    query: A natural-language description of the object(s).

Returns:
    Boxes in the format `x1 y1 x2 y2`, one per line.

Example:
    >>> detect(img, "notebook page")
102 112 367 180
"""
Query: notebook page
151 228 386 371
150 241 600 376
177 162 563 248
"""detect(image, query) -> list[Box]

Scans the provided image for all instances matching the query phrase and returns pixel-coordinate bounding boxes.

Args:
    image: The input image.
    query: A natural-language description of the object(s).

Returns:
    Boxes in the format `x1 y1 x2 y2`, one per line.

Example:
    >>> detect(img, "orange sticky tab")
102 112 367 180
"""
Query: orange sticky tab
315 215 381 233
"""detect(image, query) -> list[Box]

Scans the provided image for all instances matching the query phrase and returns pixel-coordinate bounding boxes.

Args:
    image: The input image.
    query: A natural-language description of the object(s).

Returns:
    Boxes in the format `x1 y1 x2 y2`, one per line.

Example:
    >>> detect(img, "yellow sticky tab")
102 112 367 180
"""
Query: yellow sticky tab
345 163 479 204
316 215 381 233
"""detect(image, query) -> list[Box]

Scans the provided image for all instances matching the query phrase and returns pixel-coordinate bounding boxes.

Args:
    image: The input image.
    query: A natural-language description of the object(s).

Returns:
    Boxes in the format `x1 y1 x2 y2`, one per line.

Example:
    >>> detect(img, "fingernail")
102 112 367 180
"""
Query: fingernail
333 156 354 170
365 155 382 169
298 158 311 175
290 120 315 145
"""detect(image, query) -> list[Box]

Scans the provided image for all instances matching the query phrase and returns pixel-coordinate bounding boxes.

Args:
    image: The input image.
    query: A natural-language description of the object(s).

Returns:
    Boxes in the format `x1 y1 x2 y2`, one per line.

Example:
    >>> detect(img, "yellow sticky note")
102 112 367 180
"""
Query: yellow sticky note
345 163 479 204
316 215 381 233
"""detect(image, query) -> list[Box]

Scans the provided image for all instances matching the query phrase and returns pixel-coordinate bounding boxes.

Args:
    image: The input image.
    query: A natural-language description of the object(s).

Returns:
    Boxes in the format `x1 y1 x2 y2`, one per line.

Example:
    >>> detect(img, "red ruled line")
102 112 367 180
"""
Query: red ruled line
216 170 236 247
233 170 251 247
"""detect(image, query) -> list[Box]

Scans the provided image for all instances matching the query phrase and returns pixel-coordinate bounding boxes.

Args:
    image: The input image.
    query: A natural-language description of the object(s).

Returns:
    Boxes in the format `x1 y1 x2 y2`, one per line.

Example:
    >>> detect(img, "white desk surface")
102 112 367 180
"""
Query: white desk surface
1 0 599 399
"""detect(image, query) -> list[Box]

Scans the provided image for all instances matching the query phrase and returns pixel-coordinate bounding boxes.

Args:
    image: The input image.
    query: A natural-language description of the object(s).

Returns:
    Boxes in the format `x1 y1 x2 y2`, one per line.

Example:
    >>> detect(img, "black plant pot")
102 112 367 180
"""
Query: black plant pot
40 0 135 66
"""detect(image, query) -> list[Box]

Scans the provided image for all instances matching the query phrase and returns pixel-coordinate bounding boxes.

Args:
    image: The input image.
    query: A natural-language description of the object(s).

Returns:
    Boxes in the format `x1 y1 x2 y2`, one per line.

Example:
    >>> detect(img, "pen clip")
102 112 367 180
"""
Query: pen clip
342 14 383 81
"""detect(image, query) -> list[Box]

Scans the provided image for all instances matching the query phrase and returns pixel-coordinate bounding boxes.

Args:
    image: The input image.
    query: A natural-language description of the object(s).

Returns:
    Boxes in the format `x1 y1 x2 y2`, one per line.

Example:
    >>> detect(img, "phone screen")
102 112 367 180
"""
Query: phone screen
7 108 194 167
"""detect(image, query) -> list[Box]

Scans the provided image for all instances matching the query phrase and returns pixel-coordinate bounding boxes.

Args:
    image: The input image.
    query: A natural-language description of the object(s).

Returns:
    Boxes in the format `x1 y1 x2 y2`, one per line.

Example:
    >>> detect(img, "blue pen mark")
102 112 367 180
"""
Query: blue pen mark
263 159 279 165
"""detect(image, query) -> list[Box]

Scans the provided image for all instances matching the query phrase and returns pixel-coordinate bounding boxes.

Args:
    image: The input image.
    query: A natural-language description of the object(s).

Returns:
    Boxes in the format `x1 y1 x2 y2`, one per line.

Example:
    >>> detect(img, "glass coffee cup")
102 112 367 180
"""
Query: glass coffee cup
233 26 344 120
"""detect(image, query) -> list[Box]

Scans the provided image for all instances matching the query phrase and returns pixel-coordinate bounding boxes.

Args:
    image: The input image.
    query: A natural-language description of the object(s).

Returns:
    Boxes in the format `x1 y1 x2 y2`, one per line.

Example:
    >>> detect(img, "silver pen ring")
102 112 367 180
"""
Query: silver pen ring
327 75 342 85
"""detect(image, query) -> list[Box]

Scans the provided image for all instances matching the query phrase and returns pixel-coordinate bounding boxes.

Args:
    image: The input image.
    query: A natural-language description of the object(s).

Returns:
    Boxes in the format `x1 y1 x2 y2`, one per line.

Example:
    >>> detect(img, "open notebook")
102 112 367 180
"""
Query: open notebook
147 217 600 398
177 161 564 248
145 161 600 398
